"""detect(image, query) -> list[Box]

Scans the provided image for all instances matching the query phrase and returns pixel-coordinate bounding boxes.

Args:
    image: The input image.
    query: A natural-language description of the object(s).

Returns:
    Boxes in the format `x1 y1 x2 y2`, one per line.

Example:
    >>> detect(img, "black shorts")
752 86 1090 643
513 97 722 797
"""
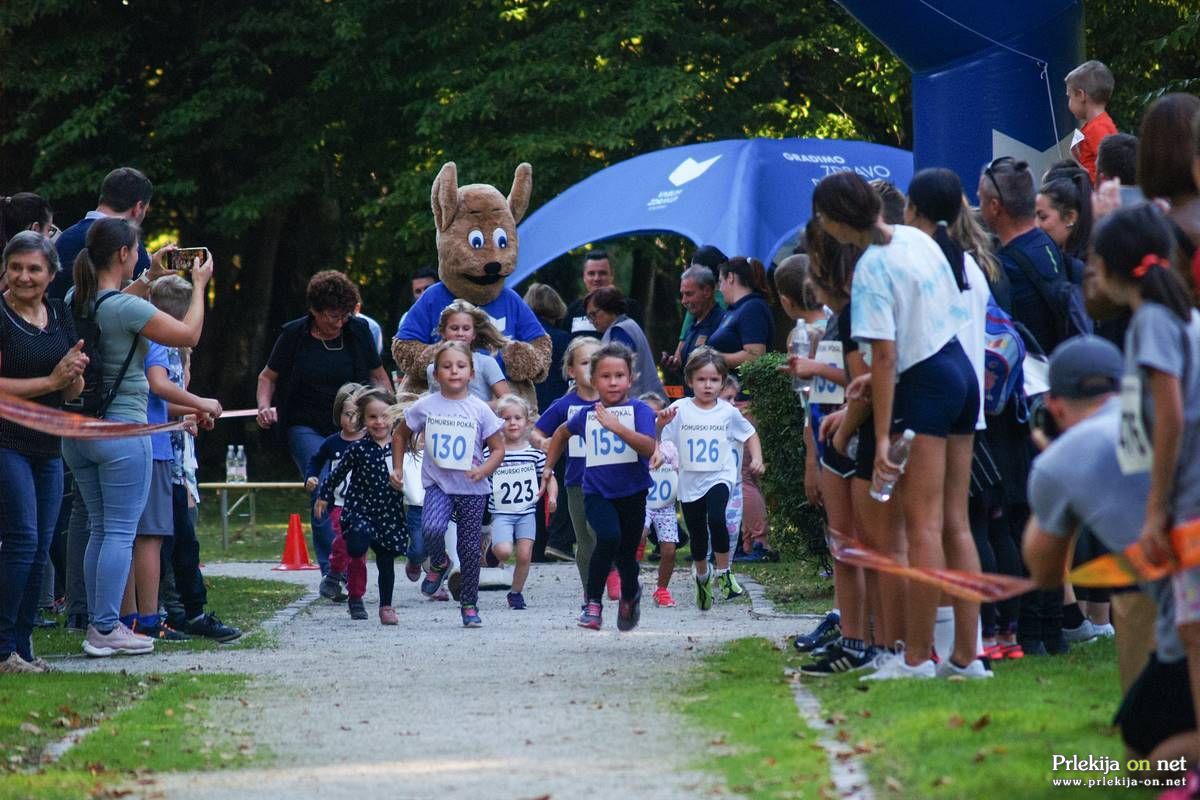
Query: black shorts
1115 654 1196 757
853 422 877 483
892 338 979 438
820 448 857 479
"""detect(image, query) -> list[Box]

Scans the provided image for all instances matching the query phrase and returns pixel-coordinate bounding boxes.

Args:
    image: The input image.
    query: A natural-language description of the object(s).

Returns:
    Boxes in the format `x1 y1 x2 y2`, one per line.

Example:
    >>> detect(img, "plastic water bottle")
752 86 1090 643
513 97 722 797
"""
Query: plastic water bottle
869 429 915 502
225 445 236 483
235 445 248 483
790 319 811 396
845 433 860 461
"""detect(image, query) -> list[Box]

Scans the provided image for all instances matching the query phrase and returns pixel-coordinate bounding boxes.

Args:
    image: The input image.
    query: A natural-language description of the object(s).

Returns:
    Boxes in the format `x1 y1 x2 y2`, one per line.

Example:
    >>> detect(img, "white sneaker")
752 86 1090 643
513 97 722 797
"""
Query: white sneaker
83 623 155 657
861 649 936 681
1063 619 1099 643
1093 623 1115 638
936 657 994 680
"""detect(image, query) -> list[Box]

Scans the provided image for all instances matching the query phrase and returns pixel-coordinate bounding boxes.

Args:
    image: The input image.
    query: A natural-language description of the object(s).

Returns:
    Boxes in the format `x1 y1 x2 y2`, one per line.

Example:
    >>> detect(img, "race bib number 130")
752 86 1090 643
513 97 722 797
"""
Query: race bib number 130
585 406 637 466
426 414 477 471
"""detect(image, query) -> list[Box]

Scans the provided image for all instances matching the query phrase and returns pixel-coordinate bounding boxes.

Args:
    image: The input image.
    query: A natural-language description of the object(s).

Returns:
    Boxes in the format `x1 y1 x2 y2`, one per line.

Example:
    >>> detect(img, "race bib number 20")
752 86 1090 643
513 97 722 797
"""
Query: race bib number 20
426 414 477 471
584 406 636 466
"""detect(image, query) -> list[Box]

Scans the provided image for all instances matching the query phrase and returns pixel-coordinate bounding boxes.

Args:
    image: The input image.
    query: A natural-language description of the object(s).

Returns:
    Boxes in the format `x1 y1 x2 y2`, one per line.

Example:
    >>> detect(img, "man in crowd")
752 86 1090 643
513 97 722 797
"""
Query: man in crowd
978 157 1073 353
398 266 439 331
1023 336 1193 766
674 264 724 370
1097 133 1139 188
562 250 642 337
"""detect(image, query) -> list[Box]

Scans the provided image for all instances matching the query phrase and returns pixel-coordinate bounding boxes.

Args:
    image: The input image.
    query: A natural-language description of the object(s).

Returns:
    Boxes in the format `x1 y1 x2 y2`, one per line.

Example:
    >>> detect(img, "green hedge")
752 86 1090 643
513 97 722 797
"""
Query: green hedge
740 353 828 564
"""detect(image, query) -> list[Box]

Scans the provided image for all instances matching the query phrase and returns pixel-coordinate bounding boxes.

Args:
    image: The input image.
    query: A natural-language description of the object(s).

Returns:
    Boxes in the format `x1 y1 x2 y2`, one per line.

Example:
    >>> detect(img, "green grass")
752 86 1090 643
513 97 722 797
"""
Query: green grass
680 638 831 799
0 672 254 800
736 561 834 615
196 488 310 562
33 576 306 658
800 638 1157 800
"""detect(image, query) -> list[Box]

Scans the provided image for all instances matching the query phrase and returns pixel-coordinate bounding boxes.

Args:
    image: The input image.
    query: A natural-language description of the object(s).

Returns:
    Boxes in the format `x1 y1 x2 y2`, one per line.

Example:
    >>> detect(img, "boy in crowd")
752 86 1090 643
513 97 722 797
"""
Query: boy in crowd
1066 60 1118 184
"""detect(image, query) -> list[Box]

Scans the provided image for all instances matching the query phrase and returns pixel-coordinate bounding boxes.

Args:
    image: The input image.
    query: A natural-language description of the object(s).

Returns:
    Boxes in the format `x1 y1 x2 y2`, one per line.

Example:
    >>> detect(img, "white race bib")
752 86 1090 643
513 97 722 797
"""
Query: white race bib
491 462 538 513
1118 374 1154 475
678 407 728 472
426 414 476 470
647 467 679 510
570 315 595 333
584 406 636 466
567 404 588 458
809 341 845 405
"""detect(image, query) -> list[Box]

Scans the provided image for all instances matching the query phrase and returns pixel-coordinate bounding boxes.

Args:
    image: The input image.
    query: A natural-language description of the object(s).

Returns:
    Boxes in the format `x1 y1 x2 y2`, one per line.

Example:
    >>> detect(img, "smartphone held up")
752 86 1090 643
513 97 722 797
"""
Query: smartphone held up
169 247 208 275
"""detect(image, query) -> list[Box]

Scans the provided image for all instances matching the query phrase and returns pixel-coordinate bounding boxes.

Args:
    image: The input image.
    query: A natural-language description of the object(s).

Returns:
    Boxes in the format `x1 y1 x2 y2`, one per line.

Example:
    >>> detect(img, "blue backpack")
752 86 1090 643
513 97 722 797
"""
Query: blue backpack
982 296 1026 416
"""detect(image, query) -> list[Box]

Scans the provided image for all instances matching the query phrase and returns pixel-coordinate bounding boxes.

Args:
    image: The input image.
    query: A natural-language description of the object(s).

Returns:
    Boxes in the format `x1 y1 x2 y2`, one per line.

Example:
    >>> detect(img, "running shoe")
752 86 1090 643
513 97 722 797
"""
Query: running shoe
936 657 994 680
652 587 676 607
348 599 368 620
1093 622 1115 638
83 623 154 658
606 569 621 601
861 645 935 682
0 653 40 673
378 606 398 625
319 573 345 601
793 612 841 653
405 560 422 582
461 604 483 628
29 657 53 673
617 587 642 632
431 586 450 601
421 559 451 598
578 601 603 630
800 642 874 677
448 570 463 601
178 613 242 643
716 571 746 600
135 620 192 642
695 572 714 612
1063 619 1100 643
507 591 527 610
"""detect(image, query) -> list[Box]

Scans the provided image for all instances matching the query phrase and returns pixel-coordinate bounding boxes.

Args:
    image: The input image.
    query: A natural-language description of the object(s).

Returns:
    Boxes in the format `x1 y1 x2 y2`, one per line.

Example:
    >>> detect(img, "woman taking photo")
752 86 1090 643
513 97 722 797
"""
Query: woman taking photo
813 171 985 681
62 217 213 658
256 270 392 577
584 286 665 398
0 232 86 672
706 257 774 370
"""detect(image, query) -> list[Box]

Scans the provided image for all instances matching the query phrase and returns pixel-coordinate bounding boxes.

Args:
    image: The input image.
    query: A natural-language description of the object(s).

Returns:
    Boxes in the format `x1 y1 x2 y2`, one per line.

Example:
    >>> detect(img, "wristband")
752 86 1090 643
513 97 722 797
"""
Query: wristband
137 271 152 285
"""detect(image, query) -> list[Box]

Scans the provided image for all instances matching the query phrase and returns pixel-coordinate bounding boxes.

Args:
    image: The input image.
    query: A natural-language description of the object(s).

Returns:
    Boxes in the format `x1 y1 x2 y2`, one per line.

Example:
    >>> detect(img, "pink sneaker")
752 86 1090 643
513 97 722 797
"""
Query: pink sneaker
431 586 450 601
606 569 621 601
653 587 676 607
83 623 154 657
378 606 398 625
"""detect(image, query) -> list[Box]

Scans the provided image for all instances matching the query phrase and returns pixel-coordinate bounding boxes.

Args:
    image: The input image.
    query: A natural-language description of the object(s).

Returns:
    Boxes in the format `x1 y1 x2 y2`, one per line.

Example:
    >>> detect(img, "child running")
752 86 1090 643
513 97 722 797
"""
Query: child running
307 382 366 603
424 299 511 403
532 337 602 603
718 375 745 557
315 388 407 624
659 347 763 610
638 391 681 608
543 342 658 631
484 394 557 610
391 341 504 627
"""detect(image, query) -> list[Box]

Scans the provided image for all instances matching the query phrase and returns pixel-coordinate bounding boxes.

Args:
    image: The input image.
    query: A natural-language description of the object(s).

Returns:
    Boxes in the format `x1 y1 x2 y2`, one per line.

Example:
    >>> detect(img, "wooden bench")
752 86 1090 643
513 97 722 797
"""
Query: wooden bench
198 482 306 551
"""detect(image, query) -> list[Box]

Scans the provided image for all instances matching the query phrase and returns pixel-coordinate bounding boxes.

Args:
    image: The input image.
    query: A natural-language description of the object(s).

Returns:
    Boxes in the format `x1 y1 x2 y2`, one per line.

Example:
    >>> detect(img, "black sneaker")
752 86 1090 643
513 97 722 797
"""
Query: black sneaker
319 573 347 602
800 642 873 677
617 587 642 632
179 613 243 643
348 599 368 620
136 620 192 642
793 612 841 653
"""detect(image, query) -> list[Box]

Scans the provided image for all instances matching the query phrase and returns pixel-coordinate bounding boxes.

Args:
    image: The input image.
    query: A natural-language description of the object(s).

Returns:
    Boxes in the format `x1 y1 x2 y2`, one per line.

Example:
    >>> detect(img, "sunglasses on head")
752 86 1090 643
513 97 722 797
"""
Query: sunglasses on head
982 157 1029 208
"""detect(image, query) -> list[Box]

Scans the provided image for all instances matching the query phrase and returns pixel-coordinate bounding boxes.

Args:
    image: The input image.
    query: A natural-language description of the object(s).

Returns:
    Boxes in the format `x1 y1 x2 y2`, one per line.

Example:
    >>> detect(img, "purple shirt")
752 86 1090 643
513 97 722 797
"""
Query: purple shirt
404 392 502 496
565 399 656 499
535 389 594 487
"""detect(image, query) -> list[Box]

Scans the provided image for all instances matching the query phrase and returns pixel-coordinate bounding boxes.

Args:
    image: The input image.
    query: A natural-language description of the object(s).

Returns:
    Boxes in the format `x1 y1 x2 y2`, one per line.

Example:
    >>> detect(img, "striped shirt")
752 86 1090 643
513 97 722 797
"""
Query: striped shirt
486 443 546 515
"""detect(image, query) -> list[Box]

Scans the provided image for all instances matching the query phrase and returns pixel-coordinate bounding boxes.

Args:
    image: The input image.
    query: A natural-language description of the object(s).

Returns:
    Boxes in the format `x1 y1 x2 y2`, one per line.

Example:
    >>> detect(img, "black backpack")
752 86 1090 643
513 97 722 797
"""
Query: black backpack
1007 246 1092 352
65 290 140 418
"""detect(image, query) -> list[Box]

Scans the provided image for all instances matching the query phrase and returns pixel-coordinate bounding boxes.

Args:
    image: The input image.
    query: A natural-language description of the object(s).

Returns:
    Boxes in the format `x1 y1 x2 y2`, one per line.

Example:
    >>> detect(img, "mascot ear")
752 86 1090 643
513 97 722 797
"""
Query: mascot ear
508 162 533 225
432 162 459 233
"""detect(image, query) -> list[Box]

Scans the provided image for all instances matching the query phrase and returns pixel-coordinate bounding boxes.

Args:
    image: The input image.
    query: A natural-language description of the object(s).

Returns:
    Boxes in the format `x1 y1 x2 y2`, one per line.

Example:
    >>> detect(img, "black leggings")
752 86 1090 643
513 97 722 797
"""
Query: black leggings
681 484 730 565
371 543 398 606
969 493 1023 636
584 492 646 602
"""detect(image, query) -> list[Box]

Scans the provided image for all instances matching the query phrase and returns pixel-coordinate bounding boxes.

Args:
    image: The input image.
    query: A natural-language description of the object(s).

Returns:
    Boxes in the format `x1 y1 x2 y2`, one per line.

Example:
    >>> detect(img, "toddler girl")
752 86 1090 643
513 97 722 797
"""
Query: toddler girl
638 392 680 608
307 382 366 603
425 299 510 403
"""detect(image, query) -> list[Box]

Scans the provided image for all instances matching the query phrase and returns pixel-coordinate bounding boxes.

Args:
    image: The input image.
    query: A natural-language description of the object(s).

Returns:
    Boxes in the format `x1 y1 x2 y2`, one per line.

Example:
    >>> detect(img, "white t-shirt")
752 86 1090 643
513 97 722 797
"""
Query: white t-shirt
959 252 989 431
660 398 755 502
850 225 970 374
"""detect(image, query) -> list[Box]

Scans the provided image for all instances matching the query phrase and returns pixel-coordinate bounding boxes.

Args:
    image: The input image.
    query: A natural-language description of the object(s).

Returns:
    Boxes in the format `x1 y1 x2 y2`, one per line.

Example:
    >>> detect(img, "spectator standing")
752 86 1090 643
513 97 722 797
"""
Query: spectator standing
706 257 775 370
676 265 725 374
397 266 439 333
1097 133 1138 187
1137 94 1200 293
1065 60 1118 184
0 233 86 672
0 193 55 253
668 245 729 372
562 250 642 337
585 287 665 398
256 271 392 576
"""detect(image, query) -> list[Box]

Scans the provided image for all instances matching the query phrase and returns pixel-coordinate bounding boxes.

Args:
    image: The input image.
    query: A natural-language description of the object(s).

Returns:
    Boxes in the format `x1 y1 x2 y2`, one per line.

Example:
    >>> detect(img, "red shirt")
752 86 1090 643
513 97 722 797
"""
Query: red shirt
1071 111 1118 184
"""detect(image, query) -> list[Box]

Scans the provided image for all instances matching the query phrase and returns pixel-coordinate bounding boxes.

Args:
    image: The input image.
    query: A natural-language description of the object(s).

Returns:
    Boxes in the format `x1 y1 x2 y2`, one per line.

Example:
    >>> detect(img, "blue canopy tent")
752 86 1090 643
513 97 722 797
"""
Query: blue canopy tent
509 137 913 285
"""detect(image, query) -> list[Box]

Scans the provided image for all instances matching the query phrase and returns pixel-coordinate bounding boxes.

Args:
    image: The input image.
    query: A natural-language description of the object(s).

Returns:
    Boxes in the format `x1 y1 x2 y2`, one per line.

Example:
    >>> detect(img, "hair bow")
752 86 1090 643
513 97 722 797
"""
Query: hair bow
1131 254 1166 279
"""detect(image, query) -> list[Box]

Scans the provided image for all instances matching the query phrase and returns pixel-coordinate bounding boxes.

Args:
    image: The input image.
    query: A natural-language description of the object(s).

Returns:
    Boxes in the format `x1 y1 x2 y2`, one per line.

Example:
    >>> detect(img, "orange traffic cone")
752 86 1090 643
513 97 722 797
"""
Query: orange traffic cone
273 513 319 571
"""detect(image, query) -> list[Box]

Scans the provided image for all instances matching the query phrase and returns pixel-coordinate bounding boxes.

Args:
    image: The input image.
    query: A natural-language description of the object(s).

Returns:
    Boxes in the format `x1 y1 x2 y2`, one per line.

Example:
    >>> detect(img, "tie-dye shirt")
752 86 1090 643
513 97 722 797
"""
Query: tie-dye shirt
850 224 970 374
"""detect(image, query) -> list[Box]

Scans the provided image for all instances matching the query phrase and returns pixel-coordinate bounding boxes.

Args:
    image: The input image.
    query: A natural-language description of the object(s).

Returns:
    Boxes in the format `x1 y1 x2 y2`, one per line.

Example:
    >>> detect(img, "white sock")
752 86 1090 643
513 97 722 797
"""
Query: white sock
696 566 710 581
933 606 955 662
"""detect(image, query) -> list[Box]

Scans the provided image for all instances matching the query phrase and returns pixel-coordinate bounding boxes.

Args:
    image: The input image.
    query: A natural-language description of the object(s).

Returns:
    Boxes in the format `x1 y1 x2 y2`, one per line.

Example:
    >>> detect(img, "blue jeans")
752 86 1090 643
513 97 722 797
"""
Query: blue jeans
0 450 63 660
62 435 151 632
287 425 333 574
405 505 425 565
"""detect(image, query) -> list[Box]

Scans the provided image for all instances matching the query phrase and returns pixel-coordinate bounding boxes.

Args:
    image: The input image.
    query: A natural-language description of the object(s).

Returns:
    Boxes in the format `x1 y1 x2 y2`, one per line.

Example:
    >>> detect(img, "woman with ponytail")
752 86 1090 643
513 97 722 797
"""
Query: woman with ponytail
62 217 214 658
0 193 55 252
707 256 775 370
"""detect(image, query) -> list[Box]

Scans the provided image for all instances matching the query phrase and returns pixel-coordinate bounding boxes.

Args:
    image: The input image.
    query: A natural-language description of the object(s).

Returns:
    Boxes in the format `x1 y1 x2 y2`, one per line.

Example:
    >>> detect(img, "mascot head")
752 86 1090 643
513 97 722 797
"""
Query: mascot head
431 162 532 307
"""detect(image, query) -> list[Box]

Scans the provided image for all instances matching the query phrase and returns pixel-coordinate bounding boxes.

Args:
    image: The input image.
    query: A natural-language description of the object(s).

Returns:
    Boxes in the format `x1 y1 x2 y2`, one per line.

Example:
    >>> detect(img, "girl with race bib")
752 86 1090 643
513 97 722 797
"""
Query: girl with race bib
532 337 601 600
659 347 764 610
315 388 407 625
543 342 659 632
638 392 681 608
1092 204 1200 735
391 341 504 628
424 299 511 404
485 394 557 610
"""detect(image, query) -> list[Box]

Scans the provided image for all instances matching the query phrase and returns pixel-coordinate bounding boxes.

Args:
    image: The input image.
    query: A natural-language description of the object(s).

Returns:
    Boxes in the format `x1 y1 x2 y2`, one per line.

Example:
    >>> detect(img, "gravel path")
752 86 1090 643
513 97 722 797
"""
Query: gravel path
71 561 809 800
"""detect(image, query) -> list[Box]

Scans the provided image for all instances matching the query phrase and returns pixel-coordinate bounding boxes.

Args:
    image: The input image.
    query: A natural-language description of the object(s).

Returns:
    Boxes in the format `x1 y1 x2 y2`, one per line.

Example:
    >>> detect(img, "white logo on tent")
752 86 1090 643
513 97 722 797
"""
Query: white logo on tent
668 155 721 187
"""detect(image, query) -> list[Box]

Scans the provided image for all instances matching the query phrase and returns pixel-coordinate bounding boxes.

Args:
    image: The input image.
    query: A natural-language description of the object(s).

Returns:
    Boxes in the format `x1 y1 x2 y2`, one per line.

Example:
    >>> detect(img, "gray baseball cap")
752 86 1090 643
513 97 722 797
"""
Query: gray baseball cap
1048 335 1124 399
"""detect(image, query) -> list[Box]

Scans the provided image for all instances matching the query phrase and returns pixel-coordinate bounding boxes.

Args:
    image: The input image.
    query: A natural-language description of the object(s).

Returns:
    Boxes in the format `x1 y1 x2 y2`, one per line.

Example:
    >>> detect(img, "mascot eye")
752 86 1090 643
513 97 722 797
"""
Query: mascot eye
492 228 509 249
468 229 485 249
